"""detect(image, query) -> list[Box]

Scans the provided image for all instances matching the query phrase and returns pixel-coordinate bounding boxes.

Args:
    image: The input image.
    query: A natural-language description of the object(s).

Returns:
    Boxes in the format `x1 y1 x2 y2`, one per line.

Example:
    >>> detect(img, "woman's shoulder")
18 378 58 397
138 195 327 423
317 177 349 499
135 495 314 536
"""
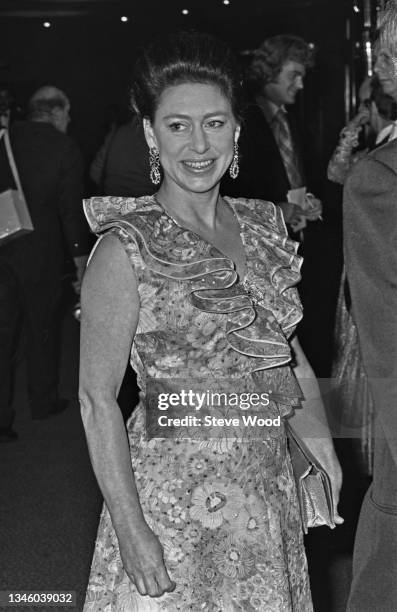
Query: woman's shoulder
83 194 159 234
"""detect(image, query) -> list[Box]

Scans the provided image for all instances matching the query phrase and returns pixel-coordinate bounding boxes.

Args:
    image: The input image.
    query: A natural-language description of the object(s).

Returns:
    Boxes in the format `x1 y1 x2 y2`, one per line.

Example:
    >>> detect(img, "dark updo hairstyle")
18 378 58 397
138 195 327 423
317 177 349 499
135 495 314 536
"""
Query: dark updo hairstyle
130 31 243 123
245 34 314 95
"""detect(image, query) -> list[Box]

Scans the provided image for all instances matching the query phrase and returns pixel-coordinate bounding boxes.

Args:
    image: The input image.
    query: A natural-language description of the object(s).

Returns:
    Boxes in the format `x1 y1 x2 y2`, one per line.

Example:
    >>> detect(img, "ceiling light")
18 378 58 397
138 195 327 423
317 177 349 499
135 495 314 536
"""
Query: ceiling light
223 0 230 5
182 9 189 15
120 15 129 22
43 21 51 28
353 5 360 12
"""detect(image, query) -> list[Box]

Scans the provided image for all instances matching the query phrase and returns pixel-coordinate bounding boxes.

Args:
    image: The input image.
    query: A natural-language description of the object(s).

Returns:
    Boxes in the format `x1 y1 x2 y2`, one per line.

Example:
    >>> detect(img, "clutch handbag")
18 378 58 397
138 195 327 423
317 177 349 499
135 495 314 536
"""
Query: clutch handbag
0 128 34 245
286 421 335 534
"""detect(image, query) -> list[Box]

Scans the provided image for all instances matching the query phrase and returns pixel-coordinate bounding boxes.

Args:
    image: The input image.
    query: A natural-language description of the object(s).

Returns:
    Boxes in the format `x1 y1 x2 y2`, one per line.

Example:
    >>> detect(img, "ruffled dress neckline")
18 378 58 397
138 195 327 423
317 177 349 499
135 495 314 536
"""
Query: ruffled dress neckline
83 194 303 372
153 193 248 283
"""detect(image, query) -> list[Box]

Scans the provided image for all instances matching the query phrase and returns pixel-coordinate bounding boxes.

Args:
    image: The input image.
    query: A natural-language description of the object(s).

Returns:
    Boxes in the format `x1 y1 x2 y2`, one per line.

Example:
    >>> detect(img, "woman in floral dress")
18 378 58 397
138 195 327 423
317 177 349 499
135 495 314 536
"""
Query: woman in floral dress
79 32 343 611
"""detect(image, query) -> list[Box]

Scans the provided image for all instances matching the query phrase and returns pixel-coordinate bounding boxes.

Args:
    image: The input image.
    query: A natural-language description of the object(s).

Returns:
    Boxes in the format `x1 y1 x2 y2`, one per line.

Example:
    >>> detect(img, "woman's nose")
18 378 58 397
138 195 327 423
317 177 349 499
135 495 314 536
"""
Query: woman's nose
191 126 209 153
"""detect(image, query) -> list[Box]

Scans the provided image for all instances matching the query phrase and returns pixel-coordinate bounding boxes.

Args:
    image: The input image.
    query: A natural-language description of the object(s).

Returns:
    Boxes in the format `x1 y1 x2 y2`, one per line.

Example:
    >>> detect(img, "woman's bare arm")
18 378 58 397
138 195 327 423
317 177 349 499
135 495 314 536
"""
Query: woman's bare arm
79 233 175 597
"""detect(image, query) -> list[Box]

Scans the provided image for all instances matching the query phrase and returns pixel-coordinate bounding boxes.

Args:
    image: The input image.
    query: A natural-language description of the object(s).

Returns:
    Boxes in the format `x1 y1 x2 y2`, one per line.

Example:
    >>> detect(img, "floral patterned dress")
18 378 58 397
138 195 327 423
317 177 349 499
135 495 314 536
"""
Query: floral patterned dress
82 195 313 612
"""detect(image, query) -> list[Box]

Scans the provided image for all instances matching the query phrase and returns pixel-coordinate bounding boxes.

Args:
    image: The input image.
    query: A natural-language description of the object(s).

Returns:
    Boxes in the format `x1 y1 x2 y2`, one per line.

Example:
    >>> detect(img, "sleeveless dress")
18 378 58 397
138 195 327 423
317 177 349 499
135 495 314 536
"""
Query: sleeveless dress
83 195 313 612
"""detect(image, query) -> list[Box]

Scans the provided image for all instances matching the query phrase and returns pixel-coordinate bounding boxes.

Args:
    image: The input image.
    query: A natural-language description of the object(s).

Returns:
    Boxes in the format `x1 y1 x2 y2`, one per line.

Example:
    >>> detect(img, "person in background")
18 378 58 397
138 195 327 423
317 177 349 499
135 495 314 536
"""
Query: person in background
328 76 397 186
0 85 90 440
101 114 155 197
327 77 372 186
221 34 322 230
89 104 124 192
329 76 397 476
343 2 397 608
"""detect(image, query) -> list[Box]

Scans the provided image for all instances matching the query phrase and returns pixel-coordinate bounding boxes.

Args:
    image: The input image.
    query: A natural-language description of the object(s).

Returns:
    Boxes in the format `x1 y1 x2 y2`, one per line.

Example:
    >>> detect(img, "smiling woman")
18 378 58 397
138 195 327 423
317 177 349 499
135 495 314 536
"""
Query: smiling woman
143 82 239 199
79 30 342 611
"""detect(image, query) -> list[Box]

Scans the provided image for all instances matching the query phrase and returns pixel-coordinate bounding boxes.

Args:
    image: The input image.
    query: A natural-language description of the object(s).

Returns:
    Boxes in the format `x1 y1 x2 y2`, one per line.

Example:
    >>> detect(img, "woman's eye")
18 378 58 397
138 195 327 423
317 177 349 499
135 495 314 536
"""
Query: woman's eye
169 122 187 132
206 120 225 129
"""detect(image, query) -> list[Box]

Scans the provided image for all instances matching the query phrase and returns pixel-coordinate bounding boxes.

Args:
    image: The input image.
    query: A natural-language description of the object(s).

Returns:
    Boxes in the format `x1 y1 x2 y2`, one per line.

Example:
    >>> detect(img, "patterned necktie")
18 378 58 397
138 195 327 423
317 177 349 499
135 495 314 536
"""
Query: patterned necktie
271 108 302 189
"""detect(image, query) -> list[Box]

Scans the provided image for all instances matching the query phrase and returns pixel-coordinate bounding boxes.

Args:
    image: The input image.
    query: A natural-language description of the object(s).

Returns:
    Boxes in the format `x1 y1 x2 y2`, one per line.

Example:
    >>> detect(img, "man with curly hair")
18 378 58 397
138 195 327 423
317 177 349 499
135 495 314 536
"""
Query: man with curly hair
221 34 319 228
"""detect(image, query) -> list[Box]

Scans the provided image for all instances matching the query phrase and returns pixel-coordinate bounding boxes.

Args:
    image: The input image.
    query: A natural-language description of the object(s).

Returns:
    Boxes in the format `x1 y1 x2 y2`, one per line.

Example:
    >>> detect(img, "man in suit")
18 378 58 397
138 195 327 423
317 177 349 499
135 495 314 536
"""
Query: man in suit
221 34 321 227
344 4 397 608
0 86 90 440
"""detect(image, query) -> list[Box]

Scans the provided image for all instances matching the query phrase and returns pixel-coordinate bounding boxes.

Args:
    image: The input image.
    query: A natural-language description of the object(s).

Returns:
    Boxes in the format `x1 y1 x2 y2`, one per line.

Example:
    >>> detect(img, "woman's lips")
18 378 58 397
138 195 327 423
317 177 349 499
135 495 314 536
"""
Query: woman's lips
182 159 215 172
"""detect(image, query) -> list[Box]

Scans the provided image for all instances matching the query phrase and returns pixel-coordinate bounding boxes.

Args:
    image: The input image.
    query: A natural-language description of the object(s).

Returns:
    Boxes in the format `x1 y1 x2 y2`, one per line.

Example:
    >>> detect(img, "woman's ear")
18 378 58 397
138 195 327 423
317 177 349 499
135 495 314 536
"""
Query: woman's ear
234 125 241 143
143 118 157 150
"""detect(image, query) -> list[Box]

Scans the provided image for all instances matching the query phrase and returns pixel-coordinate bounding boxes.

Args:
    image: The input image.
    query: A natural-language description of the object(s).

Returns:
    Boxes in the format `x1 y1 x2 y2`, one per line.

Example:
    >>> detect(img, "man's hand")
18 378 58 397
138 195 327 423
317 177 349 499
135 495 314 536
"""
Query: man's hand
279 196 322 224
303 194 322 221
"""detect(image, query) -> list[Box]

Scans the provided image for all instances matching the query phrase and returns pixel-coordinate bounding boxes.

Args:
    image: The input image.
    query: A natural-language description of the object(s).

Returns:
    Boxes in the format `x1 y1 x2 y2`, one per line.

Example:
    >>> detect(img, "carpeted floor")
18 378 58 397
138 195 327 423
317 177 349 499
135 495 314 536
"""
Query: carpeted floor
0 314 102 612
0 311 364 612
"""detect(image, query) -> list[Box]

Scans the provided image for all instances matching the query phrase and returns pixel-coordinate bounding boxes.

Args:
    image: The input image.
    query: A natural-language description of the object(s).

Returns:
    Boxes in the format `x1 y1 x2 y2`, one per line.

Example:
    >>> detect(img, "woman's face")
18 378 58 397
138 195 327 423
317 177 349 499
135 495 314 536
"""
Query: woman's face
144 82 240 195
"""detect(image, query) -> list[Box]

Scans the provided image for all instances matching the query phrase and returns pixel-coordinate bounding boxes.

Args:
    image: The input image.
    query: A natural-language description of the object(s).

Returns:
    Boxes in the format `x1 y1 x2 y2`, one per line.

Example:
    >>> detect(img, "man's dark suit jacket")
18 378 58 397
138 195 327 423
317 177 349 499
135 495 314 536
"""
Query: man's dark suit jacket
0 121 89 284
104 117 155 197
344 139 397 611
221 102 306 202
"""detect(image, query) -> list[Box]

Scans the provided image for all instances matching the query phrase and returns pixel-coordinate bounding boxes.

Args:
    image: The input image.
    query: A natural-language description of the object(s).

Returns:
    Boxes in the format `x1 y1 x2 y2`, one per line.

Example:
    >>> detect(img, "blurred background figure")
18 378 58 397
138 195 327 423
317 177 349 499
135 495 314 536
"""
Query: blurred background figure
329 75 397 477
327 76 372 185
90 114 154 197
0 85 90 440
89 103 121 192
221 34 321 229
102 115 154 197
343 2 397 608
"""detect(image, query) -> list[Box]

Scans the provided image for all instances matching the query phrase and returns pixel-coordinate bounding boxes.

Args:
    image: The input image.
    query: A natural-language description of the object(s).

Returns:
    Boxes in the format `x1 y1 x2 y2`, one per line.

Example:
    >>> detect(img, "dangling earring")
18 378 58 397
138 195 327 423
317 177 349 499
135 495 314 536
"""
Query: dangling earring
229 141 239 179
149 146 161 185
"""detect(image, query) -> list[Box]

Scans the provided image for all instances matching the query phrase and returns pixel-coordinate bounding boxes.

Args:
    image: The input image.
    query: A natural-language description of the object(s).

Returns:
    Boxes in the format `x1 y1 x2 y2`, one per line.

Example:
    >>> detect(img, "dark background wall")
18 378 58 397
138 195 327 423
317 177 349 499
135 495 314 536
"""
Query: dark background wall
0 0 350 175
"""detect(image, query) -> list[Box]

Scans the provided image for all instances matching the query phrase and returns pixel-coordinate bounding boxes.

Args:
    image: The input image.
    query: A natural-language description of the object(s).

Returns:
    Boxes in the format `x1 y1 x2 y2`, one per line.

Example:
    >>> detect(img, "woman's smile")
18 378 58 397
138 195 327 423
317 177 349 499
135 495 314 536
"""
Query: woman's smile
181 159 216 172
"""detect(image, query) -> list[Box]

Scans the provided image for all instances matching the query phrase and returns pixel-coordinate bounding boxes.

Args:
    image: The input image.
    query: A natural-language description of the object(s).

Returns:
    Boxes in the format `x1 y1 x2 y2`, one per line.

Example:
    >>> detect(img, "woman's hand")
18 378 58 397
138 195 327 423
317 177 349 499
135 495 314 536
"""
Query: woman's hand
290 336 344 526
300 437 344 526
119 522 176 598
